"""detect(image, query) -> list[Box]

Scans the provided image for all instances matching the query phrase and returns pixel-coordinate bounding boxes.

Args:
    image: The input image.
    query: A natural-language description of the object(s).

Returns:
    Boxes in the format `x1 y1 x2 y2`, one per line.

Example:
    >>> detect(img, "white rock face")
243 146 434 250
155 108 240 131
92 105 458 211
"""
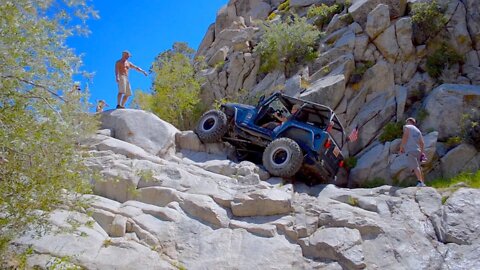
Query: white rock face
421 84 480 140
231 188 293 217
440 144 479 178
373 24 400 63
366 4 390 39
349 0 407 26
100 109 179 157
300 227 365 269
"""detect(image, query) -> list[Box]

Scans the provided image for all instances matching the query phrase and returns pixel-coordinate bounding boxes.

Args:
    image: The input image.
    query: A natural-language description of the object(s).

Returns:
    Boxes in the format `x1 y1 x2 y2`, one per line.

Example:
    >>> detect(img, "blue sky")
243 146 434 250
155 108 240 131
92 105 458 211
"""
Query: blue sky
68 0 228 109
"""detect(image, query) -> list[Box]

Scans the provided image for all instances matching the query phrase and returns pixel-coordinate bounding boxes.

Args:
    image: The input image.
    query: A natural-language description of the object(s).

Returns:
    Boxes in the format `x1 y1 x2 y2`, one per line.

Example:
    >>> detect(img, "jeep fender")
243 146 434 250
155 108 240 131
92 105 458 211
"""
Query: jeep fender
275 124 315 151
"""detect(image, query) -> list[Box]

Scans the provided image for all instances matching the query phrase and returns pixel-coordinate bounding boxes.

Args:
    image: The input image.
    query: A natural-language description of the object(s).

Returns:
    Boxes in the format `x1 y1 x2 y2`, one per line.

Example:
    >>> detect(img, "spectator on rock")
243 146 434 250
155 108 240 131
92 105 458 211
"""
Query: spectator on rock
114 50 147 109
399 117 426 187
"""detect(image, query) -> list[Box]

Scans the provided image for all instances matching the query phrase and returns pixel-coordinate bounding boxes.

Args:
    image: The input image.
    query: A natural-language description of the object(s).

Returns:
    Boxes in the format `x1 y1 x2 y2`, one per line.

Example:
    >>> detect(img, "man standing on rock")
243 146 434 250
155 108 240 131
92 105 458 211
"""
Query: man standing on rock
399 117 426 187
115 50 147 109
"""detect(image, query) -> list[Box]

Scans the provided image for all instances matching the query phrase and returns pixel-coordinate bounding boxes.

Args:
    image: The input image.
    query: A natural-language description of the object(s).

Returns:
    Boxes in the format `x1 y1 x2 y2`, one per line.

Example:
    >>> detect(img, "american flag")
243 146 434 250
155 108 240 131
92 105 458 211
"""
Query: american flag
347 126 359 142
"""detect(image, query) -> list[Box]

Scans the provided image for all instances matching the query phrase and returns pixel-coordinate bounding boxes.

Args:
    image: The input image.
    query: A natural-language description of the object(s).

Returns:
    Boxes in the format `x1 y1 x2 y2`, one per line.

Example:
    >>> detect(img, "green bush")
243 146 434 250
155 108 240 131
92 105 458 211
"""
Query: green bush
426 43 463 78
461 111 480 151
307 4 343 28
0 0 98 259
134 42 205 130
254 16 322 76
411 0 447 43
445 136 462 149
379 122 404 143
344 156 358 170
350 61 374 83
363 178 386 188
278 0 290 11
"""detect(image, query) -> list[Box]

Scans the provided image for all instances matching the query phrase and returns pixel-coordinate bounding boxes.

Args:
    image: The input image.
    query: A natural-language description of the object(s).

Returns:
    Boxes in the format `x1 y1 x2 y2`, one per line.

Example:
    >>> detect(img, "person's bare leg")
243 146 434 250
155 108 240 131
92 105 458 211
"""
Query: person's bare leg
121 94 130 108
413 167 424 183
117 93 123 107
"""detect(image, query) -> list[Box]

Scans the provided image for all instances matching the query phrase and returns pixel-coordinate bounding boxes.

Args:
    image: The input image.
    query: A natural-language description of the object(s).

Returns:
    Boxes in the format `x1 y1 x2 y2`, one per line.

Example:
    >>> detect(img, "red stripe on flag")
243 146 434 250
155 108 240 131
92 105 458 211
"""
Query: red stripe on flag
348 127 358 142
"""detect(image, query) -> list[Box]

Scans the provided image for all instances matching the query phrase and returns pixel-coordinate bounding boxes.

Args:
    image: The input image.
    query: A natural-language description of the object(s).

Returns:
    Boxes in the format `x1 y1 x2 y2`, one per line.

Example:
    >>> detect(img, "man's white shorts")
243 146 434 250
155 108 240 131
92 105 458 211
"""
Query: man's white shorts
117 75 131 96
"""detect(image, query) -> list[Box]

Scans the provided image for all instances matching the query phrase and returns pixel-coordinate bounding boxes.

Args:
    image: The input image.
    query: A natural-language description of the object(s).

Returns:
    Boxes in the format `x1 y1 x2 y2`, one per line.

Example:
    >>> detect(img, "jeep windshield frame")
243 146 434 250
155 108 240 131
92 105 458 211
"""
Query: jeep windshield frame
264 93 346 148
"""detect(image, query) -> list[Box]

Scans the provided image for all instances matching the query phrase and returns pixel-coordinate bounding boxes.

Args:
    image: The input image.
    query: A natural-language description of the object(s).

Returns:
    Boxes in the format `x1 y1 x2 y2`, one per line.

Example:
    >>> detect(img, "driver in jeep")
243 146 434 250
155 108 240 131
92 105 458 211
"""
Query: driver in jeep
262 104 301 130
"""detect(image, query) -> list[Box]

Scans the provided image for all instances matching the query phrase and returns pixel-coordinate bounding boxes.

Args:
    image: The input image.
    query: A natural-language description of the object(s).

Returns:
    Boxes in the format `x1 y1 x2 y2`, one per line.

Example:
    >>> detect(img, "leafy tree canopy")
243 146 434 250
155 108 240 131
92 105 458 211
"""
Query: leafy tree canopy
0 0 98 258
134 42 206 130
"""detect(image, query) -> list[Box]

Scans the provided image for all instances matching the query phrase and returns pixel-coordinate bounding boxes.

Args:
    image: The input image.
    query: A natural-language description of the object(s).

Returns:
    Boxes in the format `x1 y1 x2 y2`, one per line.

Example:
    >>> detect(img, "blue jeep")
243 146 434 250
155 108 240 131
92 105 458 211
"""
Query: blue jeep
195 93 346 182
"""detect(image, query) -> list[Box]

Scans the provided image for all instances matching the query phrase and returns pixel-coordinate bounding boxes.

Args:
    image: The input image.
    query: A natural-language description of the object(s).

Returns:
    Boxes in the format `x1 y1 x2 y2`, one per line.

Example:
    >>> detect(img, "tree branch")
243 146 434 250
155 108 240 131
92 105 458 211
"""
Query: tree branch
1 75 66 102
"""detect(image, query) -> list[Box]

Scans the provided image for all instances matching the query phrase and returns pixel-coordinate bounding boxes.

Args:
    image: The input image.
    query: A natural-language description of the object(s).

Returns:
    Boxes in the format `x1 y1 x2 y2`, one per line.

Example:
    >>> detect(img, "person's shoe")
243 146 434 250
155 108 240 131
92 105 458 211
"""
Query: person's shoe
416 181 426 187
116 105 121 109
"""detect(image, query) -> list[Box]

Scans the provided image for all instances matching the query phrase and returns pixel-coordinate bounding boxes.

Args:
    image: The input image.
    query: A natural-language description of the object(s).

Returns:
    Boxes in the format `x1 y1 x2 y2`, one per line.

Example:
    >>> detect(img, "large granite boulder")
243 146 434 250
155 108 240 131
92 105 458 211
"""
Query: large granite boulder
100 109 179 157
349 0 407 26
421 84 480 140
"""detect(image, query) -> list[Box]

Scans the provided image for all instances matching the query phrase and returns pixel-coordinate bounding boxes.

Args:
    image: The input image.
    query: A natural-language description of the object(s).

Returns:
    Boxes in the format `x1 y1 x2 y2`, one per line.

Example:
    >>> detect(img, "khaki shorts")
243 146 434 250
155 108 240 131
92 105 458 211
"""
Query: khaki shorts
117 75 131 96
406 151 421 170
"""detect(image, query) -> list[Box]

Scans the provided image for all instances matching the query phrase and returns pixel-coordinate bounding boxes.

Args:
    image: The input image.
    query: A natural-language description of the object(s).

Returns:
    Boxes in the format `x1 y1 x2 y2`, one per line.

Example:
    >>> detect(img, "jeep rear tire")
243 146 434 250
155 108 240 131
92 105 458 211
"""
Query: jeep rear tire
262 138 303 177
195 110 228 143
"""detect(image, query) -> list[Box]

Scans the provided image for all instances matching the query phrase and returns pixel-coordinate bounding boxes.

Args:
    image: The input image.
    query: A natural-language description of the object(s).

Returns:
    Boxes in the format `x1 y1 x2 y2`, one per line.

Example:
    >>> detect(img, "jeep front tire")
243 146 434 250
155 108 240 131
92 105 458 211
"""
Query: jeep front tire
262 138 303 177
195 110 228 143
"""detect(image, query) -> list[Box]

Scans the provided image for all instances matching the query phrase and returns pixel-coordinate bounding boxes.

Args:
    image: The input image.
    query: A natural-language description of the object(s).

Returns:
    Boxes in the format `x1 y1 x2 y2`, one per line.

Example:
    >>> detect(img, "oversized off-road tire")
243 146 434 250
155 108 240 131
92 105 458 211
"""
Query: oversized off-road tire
262 138 303 178
195 110 228 143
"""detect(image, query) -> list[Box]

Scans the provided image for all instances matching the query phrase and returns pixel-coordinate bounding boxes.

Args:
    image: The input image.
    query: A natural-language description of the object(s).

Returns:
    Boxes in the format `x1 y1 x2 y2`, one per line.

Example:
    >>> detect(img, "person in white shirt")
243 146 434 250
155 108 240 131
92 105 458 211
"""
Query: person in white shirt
399 117 426 187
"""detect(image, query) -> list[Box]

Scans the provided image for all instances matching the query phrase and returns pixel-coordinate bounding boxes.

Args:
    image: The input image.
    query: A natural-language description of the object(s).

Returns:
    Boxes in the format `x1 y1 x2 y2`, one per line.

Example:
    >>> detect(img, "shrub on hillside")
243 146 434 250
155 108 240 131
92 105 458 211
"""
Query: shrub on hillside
307 3 343 28
254 16 322 77
379 122 404 143
461 111 480 151
350 61 374 83
426 43 463 79
411 0 448 44
278 0 290 11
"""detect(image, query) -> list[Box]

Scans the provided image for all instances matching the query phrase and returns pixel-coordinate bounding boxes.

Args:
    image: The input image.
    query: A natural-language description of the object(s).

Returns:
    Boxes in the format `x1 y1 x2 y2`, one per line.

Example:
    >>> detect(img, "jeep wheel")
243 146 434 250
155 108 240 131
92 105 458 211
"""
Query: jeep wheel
262 138 303 177
195 110 228 143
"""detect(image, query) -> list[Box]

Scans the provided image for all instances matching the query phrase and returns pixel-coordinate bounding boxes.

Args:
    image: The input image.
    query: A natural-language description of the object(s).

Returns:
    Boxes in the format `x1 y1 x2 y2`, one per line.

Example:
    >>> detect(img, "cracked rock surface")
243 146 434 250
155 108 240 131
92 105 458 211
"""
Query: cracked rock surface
13 109 480 269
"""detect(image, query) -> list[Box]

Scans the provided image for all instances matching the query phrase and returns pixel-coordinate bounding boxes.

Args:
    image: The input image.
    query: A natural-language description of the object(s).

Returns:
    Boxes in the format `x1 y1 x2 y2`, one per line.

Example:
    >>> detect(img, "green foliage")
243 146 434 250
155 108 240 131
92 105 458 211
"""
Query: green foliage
460 110 480 150
416 108 429 122
426 43 463 78
0 0 98 259
445 136 462 149
429 171 480 189
254 16 322 76
103 238 113 248
278 0 290 11
134 42 205 130
307 4 343 28
411 0 447 42
350 61 374 83
267 12 277 21
363 178 386 188
441 196 449 205
344 0 352 8
344 156 358 170
339 13 354 24
213 88 251 109
379 122 404 143
347 196 359 206
46 256 81 270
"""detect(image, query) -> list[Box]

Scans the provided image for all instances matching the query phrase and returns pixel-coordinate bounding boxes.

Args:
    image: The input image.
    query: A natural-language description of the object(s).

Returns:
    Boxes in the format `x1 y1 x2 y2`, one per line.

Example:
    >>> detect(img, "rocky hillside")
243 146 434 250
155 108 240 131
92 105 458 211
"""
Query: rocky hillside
196 0 480 187
9 1 480 269
11 109 480 269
